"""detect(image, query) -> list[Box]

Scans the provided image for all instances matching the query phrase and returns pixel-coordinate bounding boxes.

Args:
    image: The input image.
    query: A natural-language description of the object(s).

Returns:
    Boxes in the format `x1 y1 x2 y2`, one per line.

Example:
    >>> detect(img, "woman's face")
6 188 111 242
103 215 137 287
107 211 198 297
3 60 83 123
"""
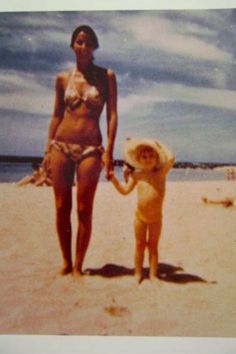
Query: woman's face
72 31 96 61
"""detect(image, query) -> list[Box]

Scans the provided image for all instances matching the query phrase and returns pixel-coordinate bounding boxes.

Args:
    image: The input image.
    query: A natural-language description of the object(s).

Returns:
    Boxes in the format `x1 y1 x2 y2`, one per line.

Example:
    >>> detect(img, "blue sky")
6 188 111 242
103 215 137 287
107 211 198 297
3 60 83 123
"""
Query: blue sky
0 9 236 162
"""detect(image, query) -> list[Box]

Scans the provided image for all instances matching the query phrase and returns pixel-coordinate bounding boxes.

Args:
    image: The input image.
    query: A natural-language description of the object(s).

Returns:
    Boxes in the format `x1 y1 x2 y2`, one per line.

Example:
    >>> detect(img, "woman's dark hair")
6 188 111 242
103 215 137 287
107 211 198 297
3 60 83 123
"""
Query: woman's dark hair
70 25 99 49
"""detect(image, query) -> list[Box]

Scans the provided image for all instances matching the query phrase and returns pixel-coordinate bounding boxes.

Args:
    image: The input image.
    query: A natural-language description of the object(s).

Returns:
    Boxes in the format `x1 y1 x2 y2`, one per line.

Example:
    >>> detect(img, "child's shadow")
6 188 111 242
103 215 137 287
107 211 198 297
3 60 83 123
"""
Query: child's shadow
84 263 216 284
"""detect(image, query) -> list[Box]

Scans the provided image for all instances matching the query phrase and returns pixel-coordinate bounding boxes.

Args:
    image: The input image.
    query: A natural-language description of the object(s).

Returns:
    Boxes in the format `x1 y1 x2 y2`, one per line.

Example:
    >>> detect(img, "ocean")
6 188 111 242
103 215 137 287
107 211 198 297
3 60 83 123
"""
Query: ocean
0 161 230 183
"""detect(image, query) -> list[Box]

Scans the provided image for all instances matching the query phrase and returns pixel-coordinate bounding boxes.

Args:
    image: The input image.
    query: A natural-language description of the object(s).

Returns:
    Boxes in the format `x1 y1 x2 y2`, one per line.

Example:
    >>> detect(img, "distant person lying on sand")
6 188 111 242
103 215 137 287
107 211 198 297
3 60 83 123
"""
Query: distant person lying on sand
109 138 175 284
17 163 52 187
202 196 235 208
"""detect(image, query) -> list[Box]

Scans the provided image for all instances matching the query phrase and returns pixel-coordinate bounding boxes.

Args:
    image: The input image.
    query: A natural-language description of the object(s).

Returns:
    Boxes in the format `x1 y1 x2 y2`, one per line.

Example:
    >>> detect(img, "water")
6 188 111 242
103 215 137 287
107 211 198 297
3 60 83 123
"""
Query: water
0 162 35 183
0 161 228 183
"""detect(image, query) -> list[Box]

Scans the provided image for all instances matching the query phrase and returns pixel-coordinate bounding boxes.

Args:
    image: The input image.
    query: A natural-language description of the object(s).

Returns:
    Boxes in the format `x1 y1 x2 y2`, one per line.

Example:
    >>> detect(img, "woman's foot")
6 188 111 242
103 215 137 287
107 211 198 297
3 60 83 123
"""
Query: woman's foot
60 263 73 275
73 267 83 279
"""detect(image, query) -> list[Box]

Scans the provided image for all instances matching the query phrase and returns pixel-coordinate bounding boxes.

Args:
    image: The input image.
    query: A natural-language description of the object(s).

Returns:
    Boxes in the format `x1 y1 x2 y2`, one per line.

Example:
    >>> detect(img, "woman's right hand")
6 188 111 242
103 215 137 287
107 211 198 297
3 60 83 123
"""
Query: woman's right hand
42 152 52 178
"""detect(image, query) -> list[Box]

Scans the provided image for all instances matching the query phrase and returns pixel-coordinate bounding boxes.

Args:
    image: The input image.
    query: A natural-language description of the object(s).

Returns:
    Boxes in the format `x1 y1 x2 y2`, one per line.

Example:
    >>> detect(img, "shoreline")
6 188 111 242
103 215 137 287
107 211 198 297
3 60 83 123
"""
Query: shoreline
0 168 235 184
1 156 236 169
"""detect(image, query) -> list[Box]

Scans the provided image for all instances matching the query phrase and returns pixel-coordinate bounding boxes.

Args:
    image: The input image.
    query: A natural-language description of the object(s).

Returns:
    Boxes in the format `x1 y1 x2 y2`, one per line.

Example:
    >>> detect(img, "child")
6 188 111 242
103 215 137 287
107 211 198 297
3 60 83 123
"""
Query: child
110 138 175 284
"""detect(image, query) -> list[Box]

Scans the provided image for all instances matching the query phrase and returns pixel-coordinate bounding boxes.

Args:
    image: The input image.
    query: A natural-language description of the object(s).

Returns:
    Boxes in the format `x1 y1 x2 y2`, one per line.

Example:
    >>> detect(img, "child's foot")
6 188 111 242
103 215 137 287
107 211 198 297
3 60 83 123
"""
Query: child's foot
150 275 158 282
149 271 158 281
135 273 143 285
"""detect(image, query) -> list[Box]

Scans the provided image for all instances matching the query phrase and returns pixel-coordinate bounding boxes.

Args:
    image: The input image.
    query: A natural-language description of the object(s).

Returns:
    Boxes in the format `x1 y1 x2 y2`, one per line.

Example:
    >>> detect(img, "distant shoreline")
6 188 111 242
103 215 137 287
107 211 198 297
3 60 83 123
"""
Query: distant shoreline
0 155 43 164
0 155 235 170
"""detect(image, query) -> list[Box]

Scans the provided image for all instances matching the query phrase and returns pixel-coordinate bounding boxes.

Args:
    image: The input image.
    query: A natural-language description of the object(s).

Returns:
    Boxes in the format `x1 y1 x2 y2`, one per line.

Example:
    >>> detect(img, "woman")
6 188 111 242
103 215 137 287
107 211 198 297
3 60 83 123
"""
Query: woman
43 25 117 276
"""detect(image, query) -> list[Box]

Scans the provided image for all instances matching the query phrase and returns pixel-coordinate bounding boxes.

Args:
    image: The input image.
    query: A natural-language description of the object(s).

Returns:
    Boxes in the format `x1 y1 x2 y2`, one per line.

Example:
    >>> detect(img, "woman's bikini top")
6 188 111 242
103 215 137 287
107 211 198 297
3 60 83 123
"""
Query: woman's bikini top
64 68 106 111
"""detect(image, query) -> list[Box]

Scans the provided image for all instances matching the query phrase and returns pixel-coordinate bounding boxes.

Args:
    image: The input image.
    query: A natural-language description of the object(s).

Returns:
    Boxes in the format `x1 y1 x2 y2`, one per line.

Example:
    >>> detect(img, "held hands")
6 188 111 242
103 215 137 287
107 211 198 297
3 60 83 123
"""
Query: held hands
123 164 133 182
102 151 114 180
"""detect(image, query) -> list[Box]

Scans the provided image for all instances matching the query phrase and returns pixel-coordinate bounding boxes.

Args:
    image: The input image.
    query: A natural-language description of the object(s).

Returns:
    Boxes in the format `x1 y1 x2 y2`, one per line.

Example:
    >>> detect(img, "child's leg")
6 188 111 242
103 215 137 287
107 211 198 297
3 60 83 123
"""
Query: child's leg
134 217 147 283
148 219 162 280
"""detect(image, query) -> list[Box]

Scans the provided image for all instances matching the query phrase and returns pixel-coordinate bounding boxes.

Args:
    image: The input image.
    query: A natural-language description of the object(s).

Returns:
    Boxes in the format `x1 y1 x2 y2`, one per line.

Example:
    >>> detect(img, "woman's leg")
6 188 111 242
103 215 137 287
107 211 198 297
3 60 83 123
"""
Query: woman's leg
50 148 75 274
134 217 147 283
148 219 162 281
74 154 102 275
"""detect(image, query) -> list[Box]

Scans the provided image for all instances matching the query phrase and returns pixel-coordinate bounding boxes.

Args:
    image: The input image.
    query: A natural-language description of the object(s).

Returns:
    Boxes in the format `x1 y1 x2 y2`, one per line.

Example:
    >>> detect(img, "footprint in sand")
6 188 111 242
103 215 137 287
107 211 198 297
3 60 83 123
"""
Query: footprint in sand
104 305 130 317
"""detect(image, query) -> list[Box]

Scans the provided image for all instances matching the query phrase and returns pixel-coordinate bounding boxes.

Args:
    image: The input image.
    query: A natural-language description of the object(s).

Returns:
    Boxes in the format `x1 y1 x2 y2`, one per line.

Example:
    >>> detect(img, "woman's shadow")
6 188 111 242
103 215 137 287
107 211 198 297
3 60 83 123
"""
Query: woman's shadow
84 263 216 284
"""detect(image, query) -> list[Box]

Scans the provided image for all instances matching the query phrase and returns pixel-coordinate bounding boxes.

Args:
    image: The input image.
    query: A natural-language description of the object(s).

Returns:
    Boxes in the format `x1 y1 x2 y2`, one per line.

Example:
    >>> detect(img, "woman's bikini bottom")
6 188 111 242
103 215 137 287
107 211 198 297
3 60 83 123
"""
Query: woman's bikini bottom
51 140 104 163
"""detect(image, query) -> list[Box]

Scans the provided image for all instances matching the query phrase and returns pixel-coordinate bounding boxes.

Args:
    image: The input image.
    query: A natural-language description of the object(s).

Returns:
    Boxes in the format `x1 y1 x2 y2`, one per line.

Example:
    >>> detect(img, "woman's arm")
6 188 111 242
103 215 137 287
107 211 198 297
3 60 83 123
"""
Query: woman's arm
43 74 65 170
110 173 136 195
104 69 118 179
44 73 65 153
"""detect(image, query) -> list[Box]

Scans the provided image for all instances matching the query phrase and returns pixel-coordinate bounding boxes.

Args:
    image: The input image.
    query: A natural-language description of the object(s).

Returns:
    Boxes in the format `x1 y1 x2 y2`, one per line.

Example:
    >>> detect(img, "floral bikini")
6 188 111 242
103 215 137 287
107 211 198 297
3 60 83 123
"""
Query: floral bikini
52 67 107 163
64 68 105 111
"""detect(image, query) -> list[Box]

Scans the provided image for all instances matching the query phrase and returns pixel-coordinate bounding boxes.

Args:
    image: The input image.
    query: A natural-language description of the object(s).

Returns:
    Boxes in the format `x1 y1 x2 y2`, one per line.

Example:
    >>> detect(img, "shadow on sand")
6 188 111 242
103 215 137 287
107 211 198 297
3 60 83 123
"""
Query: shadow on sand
84 263 216 284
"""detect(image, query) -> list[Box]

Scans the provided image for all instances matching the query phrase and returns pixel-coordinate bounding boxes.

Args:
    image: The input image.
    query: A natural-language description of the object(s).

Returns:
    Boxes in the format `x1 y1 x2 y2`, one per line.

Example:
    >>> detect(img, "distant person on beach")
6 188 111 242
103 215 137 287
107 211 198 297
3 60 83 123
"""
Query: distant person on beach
42 25 117 276
202 196 235 208
109 138 175 284
17 163 52 187
226 167 235 181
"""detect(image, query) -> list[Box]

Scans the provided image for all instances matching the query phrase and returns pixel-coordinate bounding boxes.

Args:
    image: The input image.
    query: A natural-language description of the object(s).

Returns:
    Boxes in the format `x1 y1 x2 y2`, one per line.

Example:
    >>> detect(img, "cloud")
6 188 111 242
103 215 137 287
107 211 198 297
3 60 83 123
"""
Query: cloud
116 13 233 62
0 10 235 162
0 109 49 155
158 83 236 112
118 76 236 117
0 70 54 115
16 12 65 29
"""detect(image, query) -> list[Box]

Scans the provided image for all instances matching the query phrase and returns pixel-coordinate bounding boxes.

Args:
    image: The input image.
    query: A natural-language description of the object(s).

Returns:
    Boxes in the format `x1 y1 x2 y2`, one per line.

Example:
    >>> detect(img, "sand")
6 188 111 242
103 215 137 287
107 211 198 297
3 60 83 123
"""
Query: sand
0 180 236 337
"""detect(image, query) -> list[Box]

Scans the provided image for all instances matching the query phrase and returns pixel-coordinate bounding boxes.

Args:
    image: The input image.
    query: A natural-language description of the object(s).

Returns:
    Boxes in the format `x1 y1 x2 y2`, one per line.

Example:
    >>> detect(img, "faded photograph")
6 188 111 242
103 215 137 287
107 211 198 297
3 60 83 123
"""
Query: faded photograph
0 9 236 337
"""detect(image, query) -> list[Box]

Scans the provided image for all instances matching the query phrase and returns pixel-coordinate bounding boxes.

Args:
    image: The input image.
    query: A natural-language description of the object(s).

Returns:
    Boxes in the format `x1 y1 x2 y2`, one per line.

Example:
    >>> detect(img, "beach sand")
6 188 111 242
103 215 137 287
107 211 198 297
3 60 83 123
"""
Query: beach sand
0 180 235 337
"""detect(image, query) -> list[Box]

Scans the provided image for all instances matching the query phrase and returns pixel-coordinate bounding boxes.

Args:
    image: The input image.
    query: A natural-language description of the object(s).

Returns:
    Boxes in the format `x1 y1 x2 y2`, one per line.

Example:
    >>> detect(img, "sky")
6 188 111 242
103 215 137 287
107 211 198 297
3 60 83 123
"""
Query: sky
0 9 236 162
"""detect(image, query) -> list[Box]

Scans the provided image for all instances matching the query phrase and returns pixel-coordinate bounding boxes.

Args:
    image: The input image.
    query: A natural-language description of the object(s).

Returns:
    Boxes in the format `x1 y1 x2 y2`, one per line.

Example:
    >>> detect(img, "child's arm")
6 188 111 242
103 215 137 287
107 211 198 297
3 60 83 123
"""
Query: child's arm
123 164 134 183
110 172 137 195
162 147 176 174
162 157 175 174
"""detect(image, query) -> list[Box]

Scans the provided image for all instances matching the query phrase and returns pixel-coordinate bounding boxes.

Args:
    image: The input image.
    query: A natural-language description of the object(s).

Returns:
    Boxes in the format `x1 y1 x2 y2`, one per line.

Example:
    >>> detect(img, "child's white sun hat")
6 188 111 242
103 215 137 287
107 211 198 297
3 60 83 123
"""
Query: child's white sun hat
123 137 172 169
